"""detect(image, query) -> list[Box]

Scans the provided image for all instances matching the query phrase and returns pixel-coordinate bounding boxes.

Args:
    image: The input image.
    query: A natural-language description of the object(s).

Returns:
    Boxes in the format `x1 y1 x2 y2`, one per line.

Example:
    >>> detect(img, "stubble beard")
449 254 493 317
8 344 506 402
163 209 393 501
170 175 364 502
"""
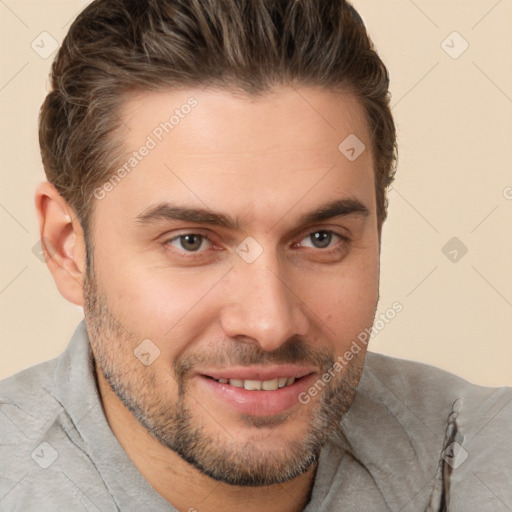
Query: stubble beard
83 256 365 487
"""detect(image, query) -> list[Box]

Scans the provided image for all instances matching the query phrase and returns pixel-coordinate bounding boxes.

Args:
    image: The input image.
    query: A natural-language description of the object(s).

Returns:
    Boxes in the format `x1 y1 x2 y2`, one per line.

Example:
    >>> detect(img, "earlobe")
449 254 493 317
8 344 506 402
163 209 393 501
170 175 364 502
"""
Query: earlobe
34 181 87 307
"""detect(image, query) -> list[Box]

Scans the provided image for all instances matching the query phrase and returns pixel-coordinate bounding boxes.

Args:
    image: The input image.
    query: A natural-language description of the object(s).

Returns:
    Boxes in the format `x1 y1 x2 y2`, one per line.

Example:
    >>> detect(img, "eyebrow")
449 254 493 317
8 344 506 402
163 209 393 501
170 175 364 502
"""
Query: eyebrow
134 198 369 230
297 198 369 225
135 203 238 229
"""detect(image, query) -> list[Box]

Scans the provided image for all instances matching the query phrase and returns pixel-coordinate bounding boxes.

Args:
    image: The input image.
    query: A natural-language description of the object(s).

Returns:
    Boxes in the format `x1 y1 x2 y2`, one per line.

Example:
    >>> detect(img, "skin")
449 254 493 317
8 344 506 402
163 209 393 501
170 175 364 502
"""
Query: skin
35 85 380 512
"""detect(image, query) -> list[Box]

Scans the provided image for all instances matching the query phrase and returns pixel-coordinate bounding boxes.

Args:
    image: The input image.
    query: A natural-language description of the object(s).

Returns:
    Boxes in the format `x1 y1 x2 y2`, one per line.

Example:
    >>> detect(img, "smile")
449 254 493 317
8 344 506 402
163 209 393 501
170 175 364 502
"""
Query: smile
212 377 296 390
196 368 318 416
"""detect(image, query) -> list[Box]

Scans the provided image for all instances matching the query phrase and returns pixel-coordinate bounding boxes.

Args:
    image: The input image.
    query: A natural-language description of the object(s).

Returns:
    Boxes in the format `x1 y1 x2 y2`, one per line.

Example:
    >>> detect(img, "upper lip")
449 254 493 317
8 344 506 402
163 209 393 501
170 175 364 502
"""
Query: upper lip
198 365 316 381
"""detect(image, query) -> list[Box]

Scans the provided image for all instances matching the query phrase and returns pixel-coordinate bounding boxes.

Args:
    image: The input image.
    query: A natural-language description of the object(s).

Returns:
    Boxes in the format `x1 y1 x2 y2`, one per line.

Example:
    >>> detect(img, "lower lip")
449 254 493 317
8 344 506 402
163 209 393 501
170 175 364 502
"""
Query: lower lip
196 374 316 416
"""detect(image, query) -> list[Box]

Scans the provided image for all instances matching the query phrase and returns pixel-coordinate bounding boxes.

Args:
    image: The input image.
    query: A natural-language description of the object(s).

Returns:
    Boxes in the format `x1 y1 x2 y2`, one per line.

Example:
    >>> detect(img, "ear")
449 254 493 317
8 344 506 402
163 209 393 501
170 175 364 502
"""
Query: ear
34 181 87 306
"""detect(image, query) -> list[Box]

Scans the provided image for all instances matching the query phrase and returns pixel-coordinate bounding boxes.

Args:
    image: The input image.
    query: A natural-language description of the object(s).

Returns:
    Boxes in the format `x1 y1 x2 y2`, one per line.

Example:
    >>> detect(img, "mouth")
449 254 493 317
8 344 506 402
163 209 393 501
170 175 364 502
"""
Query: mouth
206 375 301 391
194 366 317 417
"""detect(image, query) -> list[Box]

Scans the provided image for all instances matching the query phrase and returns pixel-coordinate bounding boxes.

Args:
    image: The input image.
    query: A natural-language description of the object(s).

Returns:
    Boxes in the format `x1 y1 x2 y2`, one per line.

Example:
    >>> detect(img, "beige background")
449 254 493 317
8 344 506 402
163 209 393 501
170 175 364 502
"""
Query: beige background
1 0 511 386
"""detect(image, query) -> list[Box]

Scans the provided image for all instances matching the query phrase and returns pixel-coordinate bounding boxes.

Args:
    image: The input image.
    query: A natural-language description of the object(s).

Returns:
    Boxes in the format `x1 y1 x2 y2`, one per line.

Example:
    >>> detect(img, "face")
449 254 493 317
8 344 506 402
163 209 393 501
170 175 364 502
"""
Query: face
83 85 380 486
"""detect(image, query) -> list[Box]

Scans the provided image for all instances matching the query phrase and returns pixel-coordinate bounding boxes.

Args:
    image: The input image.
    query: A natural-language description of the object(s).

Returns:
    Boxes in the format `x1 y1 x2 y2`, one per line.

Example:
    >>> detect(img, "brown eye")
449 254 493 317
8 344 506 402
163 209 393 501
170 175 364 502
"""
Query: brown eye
168 234 210 252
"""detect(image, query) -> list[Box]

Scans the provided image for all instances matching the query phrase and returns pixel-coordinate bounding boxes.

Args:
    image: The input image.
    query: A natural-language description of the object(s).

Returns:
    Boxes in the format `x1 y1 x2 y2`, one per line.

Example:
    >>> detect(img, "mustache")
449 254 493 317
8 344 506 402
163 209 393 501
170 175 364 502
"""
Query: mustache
173 335 335 382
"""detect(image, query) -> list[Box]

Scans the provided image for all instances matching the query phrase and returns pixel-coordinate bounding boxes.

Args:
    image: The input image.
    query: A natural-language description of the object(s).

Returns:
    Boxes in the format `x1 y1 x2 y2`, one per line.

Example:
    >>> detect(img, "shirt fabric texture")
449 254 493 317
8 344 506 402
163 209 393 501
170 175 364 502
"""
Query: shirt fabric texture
1 320 511 511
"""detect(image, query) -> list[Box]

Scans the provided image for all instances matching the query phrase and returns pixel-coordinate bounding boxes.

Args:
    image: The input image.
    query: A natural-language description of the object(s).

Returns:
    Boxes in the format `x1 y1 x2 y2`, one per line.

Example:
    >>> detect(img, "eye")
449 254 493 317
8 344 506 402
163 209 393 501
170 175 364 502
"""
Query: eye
299 230 343 249
166 233 211 252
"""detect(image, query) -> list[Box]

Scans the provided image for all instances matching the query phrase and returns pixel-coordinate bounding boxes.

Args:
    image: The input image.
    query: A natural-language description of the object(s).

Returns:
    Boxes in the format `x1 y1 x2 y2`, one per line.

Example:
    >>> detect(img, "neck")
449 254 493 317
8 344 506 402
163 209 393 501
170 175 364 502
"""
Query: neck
96 370 317 512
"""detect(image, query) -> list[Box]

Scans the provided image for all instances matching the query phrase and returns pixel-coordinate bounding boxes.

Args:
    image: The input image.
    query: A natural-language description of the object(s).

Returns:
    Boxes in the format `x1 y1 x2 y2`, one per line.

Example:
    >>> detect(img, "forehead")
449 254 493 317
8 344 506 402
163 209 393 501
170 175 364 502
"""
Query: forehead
120 85 370 155
94 85 375 230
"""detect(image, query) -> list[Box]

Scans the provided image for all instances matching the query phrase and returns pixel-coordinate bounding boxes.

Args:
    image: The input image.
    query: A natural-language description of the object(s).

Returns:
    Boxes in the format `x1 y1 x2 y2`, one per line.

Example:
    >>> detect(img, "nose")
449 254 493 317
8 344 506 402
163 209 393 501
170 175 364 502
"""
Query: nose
219 255 310 352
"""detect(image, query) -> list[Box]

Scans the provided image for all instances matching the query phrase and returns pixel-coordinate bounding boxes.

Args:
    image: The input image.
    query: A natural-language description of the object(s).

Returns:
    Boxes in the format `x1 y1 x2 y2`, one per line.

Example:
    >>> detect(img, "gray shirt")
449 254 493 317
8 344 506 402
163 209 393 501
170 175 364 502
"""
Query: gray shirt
1 320 511 511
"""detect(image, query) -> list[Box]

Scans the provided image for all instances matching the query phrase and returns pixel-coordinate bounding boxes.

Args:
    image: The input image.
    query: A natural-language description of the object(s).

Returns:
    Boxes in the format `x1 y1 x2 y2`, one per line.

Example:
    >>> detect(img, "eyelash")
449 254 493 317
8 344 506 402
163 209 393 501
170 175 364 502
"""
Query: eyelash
163 230 350 258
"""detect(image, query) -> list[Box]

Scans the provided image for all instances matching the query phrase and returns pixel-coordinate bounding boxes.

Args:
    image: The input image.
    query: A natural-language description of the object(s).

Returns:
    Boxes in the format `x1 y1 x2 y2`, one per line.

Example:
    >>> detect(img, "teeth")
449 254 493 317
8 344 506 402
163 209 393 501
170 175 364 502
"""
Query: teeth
229 379 244 388
244 379 262 391
262 378 279 391
217 377 297 390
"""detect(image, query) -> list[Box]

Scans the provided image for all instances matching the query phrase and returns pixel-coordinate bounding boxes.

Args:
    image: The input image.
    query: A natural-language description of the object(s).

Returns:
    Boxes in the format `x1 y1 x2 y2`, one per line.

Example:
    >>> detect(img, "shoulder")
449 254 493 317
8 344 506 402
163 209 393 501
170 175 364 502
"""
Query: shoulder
361 351 512 430
343 351 512 510
0 359 116 511
0 358 62 440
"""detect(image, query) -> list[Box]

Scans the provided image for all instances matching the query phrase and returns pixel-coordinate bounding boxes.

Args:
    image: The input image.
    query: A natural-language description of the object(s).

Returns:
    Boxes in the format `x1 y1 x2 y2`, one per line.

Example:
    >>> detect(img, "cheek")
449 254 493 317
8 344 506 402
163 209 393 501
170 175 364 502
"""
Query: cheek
94 249 227 354
297 247 379 349
92 223 379 361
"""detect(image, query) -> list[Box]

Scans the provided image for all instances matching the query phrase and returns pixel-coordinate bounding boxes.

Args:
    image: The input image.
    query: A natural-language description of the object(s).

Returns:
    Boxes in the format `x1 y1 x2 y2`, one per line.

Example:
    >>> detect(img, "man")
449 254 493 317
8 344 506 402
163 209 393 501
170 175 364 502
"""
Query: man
1 0 510 510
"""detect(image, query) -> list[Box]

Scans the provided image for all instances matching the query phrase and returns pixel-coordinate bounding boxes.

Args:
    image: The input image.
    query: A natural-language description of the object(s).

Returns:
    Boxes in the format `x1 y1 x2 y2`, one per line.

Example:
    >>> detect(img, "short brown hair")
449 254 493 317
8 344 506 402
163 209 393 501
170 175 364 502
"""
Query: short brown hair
39 0 397 234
